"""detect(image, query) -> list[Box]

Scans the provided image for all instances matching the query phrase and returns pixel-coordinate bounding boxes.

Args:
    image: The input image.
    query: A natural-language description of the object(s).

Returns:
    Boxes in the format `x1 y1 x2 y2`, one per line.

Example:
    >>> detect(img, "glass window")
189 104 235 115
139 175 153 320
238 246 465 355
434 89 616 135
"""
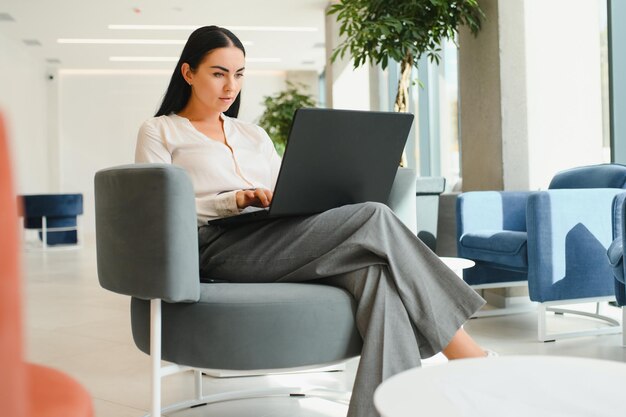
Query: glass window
599 0 611 161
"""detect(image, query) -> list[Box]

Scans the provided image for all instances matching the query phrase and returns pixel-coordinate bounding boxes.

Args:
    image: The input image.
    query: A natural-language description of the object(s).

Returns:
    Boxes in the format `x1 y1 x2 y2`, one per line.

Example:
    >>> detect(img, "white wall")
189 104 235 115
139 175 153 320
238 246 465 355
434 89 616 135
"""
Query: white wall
0 33 49 193
1 33 314 237
324 1 371 111
524 0 604 189
238 71 287 124
57 70 287 235
57 72 169 238
286 70 320 103
459 0 606 191
332 65 371 111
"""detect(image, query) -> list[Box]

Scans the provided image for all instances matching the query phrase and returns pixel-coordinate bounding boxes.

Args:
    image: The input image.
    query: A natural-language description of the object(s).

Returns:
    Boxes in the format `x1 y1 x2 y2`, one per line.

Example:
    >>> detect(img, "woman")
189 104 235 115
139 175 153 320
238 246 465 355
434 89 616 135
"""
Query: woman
136 25 488 417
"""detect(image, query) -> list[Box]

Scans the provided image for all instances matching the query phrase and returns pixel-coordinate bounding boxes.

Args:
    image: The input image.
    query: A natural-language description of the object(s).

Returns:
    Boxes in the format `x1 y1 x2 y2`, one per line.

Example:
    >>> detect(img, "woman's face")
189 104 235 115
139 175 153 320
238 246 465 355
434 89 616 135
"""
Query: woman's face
183 46 245 114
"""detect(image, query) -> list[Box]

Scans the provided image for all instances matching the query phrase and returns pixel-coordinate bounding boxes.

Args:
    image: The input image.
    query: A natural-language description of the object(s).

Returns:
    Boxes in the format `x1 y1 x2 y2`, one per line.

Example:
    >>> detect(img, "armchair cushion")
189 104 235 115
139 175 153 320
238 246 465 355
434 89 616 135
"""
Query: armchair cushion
459 230 528 270
131 282 362 370
20 194 84 220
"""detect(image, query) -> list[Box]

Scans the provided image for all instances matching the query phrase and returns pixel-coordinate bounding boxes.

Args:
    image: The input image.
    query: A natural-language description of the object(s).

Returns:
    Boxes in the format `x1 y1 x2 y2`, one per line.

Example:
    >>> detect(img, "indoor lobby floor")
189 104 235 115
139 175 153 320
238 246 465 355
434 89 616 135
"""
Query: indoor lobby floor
21 238 626 417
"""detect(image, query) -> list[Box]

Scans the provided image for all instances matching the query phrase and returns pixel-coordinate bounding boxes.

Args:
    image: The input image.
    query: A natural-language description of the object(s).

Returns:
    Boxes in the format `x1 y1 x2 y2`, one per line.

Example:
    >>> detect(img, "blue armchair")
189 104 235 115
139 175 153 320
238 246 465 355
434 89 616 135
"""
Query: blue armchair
19 194 83 248
458 164 626 341
607 192 626 346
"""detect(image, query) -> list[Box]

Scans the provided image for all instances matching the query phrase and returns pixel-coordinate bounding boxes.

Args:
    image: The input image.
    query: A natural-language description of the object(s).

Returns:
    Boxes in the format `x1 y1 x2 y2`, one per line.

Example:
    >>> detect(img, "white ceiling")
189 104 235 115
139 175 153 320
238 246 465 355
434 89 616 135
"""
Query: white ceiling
0 0 329 73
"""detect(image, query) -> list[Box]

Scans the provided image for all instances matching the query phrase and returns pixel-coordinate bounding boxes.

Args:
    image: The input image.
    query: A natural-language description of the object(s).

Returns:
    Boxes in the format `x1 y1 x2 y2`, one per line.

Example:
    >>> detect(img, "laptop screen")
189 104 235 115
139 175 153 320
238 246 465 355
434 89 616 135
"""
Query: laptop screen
269 108 414 216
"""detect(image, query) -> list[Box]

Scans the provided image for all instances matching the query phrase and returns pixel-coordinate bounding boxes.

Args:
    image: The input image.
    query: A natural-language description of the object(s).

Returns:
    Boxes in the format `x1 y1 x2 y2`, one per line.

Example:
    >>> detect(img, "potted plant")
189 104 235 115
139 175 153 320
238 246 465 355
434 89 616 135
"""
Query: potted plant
327 0 484 113
258 82 317 155
327 0 483 235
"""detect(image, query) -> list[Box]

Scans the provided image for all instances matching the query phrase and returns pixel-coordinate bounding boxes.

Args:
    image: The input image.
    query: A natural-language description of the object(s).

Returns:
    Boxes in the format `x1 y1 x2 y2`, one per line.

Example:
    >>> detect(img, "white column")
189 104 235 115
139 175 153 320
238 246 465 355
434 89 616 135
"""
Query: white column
459 0 605 191
524 0 604 189
324 2 371 110
46 67 61 192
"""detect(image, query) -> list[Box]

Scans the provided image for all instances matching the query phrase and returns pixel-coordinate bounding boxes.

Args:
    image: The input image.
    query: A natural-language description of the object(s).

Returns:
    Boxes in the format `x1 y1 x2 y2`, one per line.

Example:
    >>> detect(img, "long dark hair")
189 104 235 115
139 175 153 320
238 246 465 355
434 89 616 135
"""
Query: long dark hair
155 26 246 118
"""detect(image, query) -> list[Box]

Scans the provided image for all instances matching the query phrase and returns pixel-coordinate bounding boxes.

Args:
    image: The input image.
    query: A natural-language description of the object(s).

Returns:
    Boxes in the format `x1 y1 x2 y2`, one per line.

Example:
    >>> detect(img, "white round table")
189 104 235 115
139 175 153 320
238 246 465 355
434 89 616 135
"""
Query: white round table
374 356 626 417
439 256 475 278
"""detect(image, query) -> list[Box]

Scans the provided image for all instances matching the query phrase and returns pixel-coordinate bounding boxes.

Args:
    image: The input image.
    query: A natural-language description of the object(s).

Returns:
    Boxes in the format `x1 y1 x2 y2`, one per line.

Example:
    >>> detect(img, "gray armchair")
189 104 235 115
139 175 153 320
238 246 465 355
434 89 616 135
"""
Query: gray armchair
94 163 417 416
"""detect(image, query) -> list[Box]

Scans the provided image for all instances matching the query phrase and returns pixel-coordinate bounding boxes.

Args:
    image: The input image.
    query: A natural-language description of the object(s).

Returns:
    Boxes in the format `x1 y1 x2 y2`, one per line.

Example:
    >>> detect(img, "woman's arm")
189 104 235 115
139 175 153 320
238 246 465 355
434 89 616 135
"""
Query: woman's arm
135 119 241 219
257 125 282 189
135 121 172 163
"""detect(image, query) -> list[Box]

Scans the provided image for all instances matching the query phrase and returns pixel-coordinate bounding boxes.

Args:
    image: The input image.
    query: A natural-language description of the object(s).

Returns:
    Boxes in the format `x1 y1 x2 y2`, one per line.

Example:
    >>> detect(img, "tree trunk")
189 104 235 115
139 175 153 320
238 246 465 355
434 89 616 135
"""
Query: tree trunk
394 53 413 113
394 53 413 166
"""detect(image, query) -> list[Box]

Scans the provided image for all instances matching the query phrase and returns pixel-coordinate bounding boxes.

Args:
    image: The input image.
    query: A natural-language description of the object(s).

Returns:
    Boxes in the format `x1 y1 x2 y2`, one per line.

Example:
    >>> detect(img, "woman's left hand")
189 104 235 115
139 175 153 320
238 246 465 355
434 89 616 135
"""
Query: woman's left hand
236 188 273 209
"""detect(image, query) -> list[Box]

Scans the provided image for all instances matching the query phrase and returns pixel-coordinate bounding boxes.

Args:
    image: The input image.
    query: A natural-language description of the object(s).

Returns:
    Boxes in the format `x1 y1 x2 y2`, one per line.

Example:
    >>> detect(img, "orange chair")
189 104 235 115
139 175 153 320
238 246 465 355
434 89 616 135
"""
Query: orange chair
0 113 93 417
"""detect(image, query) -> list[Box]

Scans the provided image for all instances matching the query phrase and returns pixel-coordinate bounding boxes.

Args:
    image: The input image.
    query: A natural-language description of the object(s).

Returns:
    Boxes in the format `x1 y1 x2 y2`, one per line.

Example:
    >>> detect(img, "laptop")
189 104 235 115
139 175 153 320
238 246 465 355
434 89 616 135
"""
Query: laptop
208 108 414 226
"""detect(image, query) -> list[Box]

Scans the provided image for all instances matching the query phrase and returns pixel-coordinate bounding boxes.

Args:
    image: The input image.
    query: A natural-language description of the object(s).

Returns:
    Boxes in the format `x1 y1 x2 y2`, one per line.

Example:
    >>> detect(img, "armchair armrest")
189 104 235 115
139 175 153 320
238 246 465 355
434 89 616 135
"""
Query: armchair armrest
526 188 621 302
456 191 531 240
95 164 200 303
611 193 626 305
611 192 626 240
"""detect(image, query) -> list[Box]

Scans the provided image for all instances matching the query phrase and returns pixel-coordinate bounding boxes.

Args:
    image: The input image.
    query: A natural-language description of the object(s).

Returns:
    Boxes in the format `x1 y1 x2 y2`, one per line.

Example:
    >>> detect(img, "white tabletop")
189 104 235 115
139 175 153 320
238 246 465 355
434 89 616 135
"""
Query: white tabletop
374 356 626 417
439 256 475 278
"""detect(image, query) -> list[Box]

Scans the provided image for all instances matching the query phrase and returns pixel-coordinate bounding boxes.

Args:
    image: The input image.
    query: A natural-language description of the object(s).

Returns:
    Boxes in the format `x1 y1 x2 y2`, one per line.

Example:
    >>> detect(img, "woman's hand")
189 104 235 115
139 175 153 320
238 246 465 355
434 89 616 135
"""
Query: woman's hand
236 188 273 209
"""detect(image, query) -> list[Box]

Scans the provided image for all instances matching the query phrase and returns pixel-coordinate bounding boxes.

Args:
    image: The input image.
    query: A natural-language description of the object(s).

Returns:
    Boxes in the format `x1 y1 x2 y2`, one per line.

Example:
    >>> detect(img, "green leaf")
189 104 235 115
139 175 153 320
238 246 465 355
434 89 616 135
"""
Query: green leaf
327 0 485 110
258 82 317 156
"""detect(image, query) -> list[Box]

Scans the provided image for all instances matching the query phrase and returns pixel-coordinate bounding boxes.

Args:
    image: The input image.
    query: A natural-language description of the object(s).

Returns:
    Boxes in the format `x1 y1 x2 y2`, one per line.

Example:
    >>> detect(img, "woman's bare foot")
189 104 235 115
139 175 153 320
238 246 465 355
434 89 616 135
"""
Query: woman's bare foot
442 328 490 359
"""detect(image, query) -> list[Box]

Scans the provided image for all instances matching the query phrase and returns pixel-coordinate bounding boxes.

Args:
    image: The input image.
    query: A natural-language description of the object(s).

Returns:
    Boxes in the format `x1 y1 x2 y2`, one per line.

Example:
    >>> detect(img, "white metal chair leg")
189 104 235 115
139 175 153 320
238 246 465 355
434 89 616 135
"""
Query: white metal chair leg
42 216 47 249
538 304 548 341
151 299 161 417
145 298 351 417
194 369 203 401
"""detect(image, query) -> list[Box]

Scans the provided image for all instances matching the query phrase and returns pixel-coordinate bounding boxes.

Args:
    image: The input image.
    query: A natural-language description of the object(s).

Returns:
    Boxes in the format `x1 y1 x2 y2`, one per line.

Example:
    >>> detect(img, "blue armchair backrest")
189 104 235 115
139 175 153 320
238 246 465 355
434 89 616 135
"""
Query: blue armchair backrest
549 164 626 190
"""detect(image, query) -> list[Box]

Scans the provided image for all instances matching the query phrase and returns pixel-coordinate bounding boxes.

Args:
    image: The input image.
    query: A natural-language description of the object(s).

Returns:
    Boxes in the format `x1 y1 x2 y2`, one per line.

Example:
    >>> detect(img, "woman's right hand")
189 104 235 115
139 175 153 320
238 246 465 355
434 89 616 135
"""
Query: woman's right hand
236 188 273 209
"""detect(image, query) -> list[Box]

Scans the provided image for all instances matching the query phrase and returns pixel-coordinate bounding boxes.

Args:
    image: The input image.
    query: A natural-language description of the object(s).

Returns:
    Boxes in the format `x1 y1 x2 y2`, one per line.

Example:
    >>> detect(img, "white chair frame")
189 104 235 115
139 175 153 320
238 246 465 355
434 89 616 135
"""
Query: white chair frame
146 299 352 417
537 296 621 342
470 281 536 318
623 307 626 346
21 215 82 251
470 281 621 342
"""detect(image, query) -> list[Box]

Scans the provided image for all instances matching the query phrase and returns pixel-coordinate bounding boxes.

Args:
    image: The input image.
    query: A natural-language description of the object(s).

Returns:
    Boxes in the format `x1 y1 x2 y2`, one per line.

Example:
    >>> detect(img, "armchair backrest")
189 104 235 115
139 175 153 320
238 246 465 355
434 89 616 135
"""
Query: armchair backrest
549 164 626 190
457 191 530 236
95 164 200 303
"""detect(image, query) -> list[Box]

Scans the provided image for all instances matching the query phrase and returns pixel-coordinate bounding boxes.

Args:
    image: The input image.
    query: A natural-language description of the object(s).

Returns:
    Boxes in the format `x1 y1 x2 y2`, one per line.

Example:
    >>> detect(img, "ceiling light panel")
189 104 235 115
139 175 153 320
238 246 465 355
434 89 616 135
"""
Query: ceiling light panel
109 56 281 63
108 24 317 32
58 38 252 46
59 38 185 45
110 56 178 62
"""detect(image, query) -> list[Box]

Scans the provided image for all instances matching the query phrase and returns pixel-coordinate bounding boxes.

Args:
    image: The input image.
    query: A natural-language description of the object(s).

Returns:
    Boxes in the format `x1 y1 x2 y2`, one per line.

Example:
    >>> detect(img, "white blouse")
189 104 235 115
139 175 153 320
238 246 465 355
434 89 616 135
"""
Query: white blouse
135 113 282 224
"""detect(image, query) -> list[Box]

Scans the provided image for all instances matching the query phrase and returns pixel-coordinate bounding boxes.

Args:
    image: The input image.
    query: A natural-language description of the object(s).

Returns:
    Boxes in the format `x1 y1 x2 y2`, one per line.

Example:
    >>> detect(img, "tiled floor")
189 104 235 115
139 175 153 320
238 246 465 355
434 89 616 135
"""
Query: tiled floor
21 239 626 416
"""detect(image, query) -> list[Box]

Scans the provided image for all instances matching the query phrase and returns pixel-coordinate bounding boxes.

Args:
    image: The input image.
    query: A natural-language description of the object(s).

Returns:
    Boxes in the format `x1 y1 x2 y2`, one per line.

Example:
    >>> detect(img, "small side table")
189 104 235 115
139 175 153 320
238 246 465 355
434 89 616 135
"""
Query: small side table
374 356 626 417
439 256 475 278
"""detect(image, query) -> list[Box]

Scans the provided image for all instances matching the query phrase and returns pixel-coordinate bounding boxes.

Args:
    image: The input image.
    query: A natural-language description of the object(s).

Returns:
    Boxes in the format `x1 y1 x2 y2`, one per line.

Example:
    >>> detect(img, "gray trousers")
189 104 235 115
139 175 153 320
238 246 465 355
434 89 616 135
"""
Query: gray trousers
198 202 485 417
